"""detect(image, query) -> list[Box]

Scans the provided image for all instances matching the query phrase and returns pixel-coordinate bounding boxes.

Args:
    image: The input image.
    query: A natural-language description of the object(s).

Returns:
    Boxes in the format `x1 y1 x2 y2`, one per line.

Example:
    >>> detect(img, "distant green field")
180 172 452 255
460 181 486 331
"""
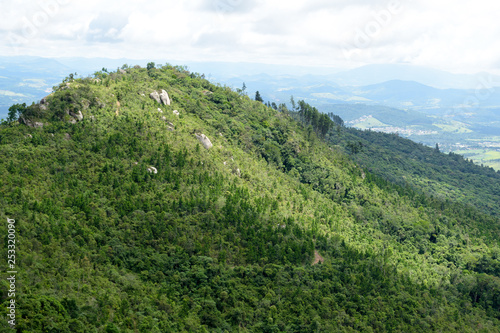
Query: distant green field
467 136 500 143
352 116 389 129
434 121 473 134
455 149 500 170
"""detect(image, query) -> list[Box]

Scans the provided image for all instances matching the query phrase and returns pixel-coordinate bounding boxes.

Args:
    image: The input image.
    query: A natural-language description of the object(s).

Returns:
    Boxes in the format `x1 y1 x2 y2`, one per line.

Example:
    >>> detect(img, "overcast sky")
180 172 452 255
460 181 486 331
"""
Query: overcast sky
1 0 500 74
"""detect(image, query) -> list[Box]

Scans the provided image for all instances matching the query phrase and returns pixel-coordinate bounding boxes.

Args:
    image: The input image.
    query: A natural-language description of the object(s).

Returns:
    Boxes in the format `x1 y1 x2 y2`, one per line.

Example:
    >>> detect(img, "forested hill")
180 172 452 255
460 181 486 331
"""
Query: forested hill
330 127 500 217
0 64 499 332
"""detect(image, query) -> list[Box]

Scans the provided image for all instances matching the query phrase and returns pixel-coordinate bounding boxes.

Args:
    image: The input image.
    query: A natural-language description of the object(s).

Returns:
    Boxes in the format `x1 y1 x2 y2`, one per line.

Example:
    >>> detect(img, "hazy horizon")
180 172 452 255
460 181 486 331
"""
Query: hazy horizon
2 0 500 75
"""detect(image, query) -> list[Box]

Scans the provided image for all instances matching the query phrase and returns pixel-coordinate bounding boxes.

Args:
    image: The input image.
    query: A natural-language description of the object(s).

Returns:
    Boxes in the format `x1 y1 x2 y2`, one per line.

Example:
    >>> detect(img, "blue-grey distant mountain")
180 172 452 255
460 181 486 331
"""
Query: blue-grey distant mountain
330 63 500 89
344 80 500 113
0 56 74 118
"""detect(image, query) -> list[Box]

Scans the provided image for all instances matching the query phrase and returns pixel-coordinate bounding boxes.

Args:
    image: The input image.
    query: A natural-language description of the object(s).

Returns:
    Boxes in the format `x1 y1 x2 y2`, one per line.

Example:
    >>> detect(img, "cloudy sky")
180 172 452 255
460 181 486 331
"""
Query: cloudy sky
1 0 500 74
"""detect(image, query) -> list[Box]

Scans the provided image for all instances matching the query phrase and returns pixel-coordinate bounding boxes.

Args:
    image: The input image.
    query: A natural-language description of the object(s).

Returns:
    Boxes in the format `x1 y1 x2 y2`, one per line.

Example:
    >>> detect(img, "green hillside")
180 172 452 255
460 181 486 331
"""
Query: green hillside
333 128 500 217
1 64 499 332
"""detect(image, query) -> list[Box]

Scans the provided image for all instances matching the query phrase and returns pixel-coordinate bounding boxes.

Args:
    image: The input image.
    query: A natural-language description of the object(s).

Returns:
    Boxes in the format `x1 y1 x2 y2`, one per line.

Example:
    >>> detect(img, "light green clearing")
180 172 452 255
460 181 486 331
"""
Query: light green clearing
434 122 473 133
454 149 500 170
353 117 389 129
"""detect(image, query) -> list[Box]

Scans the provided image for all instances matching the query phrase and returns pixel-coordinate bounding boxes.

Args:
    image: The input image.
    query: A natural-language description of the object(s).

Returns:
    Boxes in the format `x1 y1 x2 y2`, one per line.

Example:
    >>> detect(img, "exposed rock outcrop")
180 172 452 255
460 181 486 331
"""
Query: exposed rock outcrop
195 133 213 150
149 91 161 104
173 110 179 116
40 96 49 111
19 116 44 128
159 90 171 105
70 111 83 121
60 82 72 91
149 90 171 105
164 120 175 131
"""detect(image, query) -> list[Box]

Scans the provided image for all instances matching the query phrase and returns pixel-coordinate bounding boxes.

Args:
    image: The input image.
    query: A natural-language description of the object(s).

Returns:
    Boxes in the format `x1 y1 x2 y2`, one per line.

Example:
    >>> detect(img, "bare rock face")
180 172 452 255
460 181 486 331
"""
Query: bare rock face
40 96 49 111
70 111 84 121
147 166 158 174
159 90 171 105
195 133 213 150
173 110 180 116
149 91 161 104
76 111 84 121
149 90 171 105
19 116 44 128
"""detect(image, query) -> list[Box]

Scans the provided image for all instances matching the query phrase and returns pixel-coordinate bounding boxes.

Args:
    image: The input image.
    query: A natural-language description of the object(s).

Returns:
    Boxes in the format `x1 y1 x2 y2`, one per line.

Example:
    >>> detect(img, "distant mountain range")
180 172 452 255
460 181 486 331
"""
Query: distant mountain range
329 63 500 89
2 56 500 117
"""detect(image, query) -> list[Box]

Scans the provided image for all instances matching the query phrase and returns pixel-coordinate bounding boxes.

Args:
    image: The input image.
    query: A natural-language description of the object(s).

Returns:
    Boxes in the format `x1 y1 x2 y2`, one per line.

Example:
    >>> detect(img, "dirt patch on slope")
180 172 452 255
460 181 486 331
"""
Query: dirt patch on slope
313 250 324 265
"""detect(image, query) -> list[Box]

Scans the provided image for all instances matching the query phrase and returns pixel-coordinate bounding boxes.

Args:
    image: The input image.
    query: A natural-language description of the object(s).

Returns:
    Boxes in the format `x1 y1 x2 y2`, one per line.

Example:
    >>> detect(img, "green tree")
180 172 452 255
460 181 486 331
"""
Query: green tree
236 82 247 96
255 91 264 102
7 103 26 122
290 95 296 111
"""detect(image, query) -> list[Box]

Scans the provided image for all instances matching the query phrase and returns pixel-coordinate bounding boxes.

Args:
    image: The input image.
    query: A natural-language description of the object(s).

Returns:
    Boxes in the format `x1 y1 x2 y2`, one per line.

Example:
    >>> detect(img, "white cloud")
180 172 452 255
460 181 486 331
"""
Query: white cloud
0 0 499 73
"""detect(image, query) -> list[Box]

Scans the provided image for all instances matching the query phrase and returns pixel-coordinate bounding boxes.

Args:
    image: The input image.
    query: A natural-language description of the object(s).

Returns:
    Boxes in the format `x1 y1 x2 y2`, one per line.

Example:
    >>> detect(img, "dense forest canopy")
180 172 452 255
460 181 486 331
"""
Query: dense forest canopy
0 64 499 332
